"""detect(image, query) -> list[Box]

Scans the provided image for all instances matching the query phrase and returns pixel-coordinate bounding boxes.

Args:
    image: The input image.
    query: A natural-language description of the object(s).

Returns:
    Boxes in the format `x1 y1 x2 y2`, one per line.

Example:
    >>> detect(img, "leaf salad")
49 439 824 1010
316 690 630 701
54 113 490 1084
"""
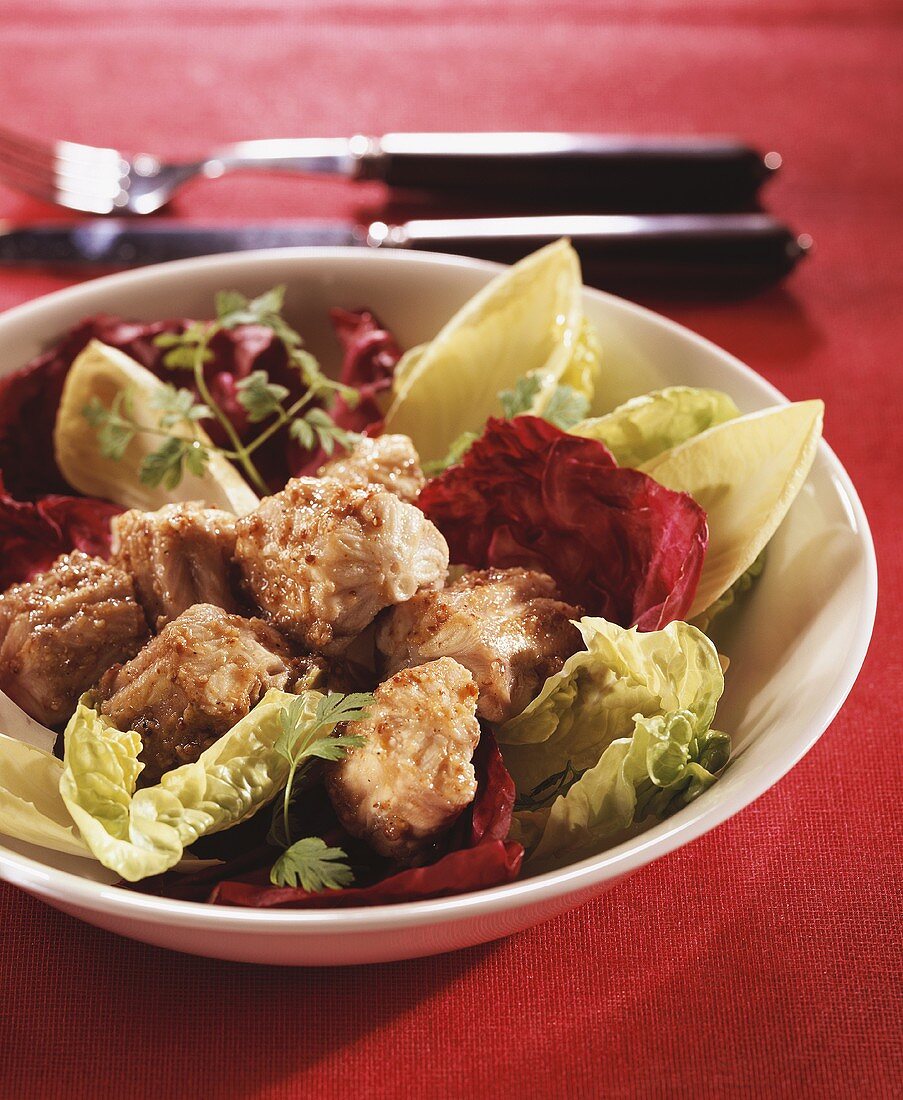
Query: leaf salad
0 241 823 908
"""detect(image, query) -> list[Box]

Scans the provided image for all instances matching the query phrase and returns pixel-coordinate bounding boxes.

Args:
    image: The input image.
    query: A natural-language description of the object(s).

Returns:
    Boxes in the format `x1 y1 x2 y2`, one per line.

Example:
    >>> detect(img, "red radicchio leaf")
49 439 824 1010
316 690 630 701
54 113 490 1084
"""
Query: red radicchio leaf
417 416 708 631
210 841 523 909
0 314 179 500
288 308 403 476
208 731 523 909
0 474 121 588
0 309 404 500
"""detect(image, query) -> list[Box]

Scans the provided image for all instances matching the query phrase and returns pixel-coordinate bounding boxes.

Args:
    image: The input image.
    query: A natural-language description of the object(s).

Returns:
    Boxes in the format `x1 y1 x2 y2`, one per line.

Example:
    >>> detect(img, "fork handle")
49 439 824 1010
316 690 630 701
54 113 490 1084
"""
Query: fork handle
358 133 776 209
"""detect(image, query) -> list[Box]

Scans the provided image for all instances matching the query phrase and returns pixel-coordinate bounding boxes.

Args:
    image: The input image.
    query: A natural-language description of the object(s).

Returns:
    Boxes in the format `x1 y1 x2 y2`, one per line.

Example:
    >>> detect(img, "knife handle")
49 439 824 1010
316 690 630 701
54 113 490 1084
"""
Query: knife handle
360 134 777 210
389 214 809 292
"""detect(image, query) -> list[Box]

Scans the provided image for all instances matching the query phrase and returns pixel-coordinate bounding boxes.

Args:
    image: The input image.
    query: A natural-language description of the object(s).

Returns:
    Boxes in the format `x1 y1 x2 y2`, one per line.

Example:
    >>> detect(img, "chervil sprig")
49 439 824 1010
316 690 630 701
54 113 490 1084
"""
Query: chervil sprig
425 373 592 475
267 691 374 891
82 285 363 496
269 837 357 893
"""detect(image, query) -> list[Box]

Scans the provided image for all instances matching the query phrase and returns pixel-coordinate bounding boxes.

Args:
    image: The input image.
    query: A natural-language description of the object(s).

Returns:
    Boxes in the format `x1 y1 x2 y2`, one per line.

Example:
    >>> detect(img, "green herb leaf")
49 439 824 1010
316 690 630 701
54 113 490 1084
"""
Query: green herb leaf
235 370 290 423
108 287 361 497
140 438 191 489
499 374 542 419
290 409 360 456
151 332 184 349
154 323 215 371
183 440 211 478
543 384 591 430
423 430 479 476
162 344 208 371
82 395 109 427
149 384 211 429
82 393 138 461
289 417 316 450
269 837 355 891
214 289 249 321
271 690 373 852
302 733 367 763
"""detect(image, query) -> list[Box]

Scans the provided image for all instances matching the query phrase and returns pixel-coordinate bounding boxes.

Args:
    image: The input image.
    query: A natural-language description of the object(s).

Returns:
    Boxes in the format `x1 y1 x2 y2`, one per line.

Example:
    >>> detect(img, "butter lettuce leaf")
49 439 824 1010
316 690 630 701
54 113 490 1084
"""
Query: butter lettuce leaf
0 733 89 857
570 386 739 467
511 710 730 873
59 688 304 881
499 618 724 797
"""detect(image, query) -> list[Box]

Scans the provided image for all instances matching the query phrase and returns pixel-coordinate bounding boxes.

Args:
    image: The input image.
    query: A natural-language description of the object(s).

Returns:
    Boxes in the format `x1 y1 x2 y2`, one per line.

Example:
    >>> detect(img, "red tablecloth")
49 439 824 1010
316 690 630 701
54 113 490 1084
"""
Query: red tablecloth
0 2 900 1097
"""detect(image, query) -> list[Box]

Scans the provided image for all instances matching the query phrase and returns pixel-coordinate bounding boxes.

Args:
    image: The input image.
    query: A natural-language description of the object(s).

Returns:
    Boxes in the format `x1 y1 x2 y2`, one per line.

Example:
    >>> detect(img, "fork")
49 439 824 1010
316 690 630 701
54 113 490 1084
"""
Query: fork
0 125 779 215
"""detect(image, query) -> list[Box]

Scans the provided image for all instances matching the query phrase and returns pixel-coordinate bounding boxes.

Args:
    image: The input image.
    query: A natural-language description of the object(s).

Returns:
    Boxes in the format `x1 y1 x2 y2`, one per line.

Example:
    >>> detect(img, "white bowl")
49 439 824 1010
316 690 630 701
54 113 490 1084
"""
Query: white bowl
0 249 876 966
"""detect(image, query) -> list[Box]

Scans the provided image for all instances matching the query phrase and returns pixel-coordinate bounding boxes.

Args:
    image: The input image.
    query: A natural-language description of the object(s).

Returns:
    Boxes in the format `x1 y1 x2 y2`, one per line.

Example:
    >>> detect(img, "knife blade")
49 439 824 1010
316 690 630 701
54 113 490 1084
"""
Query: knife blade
0 215 810 293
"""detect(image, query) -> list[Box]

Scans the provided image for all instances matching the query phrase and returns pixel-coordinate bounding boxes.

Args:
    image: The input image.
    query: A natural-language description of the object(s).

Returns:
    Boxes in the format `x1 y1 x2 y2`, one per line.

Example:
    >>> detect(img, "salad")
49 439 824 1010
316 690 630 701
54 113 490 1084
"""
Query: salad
0 241 823 908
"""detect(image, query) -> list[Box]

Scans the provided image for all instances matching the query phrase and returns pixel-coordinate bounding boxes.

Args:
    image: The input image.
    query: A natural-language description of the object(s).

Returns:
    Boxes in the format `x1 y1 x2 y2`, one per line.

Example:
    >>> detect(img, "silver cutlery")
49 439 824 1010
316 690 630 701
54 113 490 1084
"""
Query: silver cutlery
0 126 780 215
0 214 809 293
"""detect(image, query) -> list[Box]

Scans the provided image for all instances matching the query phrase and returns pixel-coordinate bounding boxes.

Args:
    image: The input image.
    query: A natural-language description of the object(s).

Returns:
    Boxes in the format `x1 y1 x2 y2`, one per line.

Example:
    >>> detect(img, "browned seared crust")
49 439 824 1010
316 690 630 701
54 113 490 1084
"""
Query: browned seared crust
234 476 448 654
111 501 239 628
325 657 480 865
0 551 149 726
317 434 425 503
376 567 582 723
95 602 314 783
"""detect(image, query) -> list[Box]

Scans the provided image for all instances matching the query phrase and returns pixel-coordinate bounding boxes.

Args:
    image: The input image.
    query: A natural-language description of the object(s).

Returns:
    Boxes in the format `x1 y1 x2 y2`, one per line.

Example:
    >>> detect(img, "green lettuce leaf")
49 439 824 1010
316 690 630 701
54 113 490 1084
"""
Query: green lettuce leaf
59 688 305 881
498 618 725 796
0 733 89 857
570 386 740 467
510 710 730 873
691 552 766 634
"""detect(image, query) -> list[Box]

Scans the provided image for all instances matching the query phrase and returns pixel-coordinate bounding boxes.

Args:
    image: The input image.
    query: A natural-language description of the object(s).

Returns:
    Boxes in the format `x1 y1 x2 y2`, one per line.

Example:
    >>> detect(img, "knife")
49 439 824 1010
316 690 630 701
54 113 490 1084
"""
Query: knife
0 215 810 292
206 133 779 209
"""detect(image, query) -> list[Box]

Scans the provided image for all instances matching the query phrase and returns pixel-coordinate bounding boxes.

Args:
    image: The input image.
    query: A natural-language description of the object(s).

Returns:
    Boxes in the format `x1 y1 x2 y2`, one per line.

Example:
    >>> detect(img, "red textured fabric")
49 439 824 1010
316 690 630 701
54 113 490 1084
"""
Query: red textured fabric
0 2 900 1098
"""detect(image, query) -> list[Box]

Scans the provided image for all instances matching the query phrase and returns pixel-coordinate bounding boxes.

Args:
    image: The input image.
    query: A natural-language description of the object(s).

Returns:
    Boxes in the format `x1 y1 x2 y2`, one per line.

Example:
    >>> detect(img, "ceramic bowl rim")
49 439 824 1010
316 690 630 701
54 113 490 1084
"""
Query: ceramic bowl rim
0 247 878 933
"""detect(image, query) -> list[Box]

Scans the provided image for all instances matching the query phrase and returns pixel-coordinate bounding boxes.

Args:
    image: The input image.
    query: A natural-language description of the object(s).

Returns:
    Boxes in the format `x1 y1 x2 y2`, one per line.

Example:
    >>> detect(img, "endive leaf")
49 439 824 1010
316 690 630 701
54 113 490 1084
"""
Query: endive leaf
384 240 584 463
54 340 259 514
640 400 824 616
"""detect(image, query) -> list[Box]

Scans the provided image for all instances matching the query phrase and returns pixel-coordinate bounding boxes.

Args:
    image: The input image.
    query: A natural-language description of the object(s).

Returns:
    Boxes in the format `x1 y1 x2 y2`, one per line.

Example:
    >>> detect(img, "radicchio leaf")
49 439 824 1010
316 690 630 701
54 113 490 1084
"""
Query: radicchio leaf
288 308 402 476
0 308 403 499
0 474 121 588
417 416 708 631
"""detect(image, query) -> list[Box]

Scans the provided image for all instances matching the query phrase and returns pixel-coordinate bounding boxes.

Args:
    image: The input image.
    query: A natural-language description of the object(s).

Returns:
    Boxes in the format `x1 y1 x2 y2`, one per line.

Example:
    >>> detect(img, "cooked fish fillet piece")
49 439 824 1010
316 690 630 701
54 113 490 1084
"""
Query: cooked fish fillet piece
0 551 149 726
95 603 321 783
317 434 425 503
234 477 448 654
376 567 582 723
326 657 480 865
110 501 240 628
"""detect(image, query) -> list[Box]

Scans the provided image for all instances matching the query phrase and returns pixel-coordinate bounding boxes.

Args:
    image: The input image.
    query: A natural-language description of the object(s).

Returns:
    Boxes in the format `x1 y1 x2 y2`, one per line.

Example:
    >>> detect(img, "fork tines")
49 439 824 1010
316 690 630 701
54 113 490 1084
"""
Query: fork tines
0 124 127 213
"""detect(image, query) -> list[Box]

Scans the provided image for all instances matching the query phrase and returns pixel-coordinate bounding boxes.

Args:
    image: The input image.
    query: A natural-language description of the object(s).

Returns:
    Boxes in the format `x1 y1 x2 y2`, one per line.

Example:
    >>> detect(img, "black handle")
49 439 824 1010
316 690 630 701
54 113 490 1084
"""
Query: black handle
396 214 809 294
361 134 778 211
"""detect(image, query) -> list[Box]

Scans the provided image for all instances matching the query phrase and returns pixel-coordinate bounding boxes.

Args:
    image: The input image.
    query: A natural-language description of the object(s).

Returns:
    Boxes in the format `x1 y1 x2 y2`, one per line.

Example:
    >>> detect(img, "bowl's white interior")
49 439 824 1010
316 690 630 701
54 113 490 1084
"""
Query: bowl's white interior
0 250 876 919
